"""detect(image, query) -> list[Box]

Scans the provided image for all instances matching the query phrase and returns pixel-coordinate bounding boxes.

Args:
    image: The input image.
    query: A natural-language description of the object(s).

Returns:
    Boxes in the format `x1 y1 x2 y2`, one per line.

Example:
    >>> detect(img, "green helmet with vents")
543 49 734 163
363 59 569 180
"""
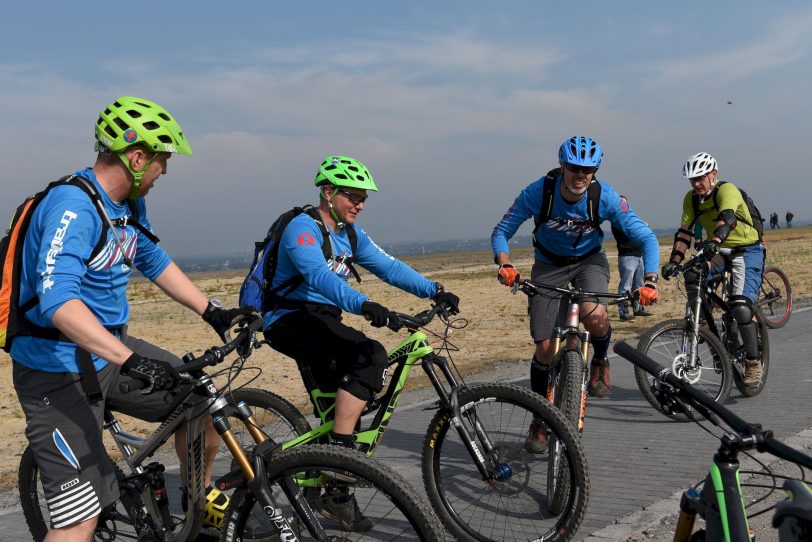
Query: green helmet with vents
314 155 377 191
95 96 192 156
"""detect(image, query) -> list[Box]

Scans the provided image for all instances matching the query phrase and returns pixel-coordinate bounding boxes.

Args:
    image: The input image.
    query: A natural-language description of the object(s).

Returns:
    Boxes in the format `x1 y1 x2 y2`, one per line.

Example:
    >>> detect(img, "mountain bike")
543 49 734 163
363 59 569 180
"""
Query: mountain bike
636 252 769 421
512 278 632 518
614 341 812 541
755 266 792 329
256 302 590 542
18 315 445 541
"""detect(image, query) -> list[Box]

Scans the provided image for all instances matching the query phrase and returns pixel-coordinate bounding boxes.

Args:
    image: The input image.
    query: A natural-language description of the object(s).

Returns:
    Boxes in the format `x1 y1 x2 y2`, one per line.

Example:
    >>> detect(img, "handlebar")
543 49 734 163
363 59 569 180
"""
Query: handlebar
514 278 635 306
120 315 264 393
388 303 449 331
613 341 812 470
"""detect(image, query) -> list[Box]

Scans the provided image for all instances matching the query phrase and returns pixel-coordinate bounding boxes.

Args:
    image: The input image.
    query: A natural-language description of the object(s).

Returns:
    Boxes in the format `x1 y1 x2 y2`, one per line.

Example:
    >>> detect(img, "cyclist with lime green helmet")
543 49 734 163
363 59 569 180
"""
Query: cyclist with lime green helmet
11 96 249 539
262 154 459 529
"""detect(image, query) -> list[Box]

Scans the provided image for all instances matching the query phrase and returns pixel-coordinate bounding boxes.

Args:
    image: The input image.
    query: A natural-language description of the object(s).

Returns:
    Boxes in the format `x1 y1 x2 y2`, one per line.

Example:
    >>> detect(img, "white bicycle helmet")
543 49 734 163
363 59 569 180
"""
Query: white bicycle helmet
682 152 717 178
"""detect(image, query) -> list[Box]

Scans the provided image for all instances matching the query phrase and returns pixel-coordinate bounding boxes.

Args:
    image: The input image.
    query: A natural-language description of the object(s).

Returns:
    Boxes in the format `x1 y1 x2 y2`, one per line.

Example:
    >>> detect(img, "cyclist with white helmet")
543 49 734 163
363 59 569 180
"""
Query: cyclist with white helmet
662 152 765 385
263 155 459 531
11 96 251 540
492 136 659 451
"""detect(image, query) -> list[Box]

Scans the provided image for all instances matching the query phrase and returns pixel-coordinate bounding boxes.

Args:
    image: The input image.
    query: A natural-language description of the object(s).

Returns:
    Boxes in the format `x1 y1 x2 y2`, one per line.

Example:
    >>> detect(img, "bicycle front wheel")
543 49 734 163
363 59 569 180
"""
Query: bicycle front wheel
422 383 589 542
221 445 445 541
548 349 586 516
757 266 792 329
636 319 732 422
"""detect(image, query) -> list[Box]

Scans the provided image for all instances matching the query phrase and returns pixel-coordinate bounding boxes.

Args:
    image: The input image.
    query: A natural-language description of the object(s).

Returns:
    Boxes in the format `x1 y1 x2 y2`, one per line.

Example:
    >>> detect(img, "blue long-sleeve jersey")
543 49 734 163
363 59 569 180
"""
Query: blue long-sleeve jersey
263 212 436 328
491 174 659 274
11 168 172 373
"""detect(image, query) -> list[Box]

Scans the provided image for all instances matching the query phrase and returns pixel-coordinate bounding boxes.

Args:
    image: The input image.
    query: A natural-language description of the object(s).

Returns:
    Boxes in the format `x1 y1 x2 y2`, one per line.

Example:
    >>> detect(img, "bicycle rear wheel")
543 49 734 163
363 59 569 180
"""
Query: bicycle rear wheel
422 383 589 542
636 319 732 422
756 266 792 329
221 445 445 541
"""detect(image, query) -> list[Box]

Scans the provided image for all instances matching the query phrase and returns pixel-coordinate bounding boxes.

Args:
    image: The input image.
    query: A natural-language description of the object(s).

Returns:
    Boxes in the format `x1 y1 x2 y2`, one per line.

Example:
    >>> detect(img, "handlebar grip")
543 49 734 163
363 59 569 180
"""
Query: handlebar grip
762 435 812 470
119 379 147 394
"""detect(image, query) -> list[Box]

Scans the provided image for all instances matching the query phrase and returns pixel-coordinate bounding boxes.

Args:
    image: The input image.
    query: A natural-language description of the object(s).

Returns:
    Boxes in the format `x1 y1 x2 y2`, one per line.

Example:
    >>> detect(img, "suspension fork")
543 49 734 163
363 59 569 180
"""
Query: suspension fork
422 354 496 480
684 278 705 369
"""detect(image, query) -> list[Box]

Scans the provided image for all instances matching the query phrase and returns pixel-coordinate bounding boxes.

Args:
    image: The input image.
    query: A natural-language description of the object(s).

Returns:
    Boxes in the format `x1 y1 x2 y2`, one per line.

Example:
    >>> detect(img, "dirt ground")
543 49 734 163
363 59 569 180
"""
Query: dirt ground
1 226 809 490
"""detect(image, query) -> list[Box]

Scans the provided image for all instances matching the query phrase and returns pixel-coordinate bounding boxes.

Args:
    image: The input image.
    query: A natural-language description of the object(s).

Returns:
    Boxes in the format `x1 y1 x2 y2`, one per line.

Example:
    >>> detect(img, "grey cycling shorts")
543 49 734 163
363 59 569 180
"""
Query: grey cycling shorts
528 252 610 342
13 334 185 529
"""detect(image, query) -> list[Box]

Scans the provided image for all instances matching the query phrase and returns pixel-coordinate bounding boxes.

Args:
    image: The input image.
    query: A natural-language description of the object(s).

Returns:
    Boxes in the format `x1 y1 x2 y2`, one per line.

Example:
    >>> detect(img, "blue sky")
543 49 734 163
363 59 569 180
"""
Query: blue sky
2 2 810 257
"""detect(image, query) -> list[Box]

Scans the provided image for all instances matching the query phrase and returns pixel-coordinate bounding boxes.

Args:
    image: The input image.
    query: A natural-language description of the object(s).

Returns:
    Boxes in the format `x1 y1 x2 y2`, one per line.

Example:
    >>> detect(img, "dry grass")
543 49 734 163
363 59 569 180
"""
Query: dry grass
0 225 809 489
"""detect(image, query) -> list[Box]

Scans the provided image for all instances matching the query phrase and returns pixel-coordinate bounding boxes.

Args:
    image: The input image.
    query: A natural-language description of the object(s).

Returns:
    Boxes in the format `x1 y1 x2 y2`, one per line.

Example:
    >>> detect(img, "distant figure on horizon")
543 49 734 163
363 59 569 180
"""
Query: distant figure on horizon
786 210 794 228
491 135 659 421
770 212 780 230
612 196 652 321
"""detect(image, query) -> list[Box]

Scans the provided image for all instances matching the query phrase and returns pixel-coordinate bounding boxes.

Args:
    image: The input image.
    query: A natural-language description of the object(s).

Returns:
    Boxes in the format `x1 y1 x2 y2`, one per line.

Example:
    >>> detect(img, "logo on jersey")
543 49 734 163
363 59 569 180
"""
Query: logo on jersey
543 217 594 238
328 252 354 278
619 197 629 213
41 210 78 291
88 230 138 271
123 129 138 143
297 232 316 246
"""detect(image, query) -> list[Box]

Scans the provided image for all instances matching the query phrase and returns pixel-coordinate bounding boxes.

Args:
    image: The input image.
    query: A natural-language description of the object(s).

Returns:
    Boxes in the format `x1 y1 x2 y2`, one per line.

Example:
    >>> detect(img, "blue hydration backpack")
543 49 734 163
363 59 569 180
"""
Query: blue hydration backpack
239 205 359 312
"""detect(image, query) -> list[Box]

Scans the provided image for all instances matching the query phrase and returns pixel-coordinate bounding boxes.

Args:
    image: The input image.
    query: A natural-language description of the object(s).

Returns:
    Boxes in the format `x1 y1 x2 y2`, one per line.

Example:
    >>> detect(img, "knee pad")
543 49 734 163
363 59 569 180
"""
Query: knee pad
730 295 754 325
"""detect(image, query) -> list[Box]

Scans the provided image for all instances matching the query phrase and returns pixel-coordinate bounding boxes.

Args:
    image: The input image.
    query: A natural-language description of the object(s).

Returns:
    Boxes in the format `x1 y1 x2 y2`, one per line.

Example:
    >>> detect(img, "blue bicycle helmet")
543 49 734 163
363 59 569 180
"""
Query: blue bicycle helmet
558 136 603 168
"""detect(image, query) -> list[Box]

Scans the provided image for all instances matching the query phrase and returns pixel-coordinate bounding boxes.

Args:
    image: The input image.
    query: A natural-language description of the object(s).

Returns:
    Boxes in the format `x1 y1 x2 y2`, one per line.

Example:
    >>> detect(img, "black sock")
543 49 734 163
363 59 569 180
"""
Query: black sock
591 327 612 361
330 432 355 449
530 356 550 396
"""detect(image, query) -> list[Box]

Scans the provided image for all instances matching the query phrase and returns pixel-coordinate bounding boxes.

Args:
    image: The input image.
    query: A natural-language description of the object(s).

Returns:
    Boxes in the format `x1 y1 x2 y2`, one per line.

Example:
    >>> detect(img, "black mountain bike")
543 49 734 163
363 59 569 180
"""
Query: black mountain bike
636 252 769 421
513 278 632 514
19 316 445 541
615 341 812 541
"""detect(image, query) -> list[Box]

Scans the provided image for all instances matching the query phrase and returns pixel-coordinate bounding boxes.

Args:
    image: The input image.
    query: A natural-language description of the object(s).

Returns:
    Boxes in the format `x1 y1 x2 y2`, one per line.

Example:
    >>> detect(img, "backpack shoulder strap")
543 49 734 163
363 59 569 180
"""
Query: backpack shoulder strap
586 180 602 229
124 200 160 244
538 169 560 225
343 224 361 283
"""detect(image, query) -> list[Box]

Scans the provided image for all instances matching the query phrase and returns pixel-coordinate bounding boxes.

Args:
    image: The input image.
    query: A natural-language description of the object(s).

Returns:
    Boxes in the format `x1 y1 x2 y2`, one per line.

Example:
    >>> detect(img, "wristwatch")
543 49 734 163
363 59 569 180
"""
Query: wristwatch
204 298 223 316
644 273 658 284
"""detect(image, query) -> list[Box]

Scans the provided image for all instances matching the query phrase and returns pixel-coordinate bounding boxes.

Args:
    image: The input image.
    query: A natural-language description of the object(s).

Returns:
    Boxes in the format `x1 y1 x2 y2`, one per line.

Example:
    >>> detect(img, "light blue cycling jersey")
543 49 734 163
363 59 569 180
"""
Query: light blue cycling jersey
11 168 172 373
491 174 659 274
263 212 436 328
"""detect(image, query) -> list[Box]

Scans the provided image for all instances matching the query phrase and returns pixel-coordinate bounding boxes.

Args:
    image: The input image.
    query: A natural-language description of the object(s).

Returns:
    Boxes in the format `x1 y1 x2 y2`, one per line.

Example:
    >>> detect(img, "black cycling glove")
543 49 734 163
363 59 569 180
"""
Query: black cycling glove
202 300 255 342
433 290 460 314
361 301 392 328
121 354 180 394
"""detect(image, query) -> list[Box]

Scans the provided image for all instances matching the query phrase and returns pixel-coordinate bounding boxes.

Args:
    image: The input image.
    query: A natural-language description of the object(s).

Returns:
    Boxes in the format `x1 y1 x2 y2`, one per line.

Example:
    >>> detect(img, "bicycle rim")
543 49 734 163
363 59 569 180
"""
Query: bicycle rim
221 445 444 541
757 267 791 329
422 383 589 542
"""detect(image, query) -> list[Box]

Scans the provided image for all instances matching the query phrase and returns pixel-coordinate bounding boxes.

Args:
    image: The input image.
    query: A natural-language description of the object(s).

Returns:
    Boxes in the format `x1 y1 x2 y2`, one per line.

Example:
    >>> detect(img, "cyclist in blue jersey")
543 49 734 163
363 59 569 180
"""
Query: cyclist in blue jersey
264 155 459 531
491 136 659 450
11 97 249 540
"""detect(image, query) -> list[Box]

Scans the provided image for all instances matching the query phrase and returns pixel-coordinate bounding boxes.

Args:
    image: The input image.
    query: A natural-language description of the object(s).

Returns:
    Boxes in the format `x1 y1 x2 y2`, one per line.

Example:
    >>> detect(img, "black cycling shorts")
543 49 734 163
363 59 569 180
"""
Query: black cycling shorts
264 303 389 403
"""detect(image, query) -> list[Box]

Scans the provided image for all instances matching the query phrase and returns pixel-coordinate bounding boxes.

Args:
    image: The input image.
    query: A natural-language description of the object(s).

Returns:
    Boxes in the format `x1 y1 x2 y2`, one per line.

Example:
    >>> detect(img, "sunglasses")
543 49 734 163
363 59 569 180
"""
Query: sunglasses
563 163 598 175
336 189 368 205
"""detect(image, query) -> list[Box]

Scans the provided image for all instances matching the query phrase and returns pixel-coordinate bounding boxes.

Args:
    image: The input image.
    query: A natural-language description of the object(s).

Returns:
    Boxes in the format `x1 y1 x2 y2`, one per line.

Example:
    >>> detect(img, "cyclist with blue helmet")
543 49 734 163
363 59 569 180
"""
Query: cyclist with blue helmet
491 136 659 451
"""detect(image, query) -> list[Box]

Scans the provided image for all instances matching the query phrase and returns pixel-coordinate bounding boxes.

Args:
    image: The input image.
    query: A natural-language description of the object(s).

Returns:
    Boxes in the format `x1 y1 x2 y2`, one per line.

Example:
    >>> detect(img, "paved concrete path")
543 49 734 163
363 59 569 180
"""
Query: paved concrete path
1 308 809 541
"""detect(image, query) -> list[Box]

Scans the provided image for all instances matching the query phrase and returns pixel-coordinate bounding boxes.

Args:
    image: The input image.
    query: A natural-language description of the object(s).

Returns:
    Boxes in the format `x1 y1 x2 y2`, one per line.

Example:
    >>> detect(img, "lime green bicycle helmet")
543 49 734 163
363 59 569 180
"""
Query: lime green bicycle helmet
95 96 192 199
314 155 378 191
